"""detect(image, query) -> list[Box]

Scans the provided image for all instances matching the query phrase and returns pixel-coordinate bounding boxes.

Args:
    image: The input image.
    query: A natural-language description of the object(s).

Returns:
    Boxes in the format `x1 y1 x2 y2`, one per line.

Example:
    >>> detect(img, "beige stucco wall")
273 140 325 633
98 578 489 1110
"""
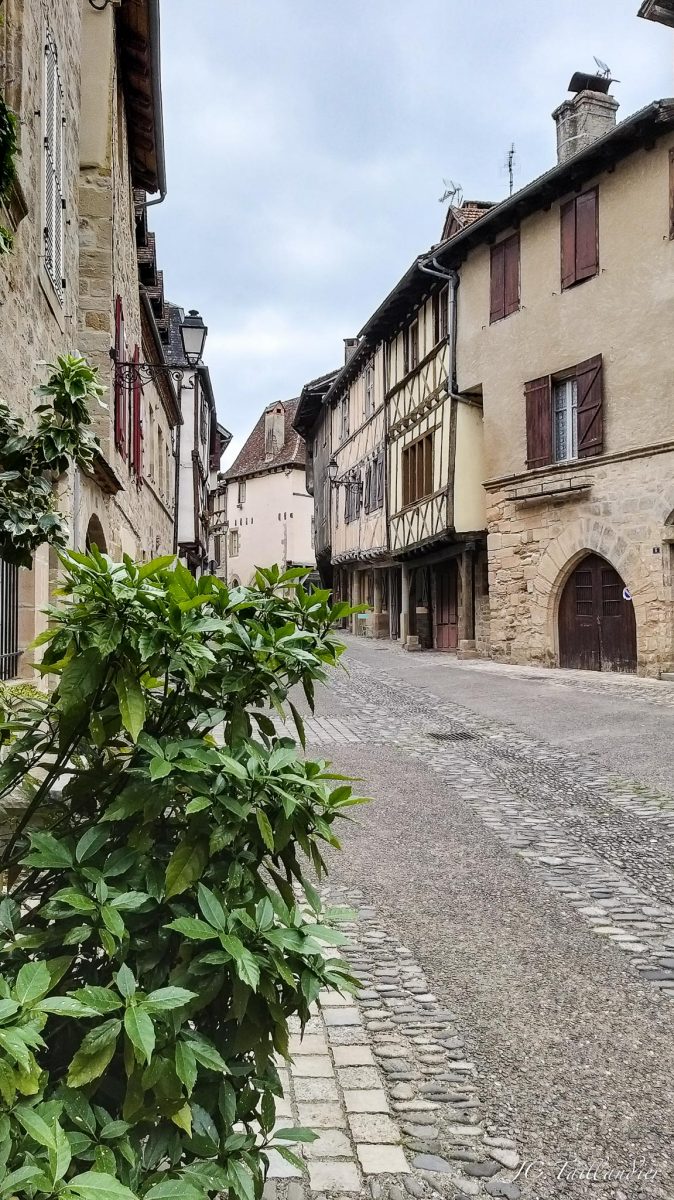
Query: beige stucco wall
454 402 486 533
226 467 314 586
456 136 674 478
454 133 674 673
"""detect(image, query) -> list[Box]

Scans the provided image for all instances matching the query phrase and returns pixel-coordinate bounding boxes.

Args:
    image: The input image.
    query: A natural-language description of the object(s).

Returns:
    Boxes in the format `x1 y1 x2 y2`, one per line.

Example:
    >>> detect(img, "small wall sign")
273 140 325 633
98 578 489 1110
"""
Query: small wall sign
622 587 632 602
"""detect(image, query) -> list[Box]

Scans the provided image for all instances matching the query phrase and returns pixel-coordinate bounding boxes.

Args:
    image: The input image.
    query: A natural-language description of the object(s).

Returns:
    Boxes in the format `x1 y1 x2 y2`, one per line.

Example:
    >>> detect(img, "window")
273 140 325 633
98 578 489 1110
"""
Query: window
344 472 362 524
229 529 239 557
364 448 384 513
237 480 246 504
213 535 221 566
0 560 20 681
114 295 127 457
340 394 350 441
490 232 520 323
402 434 433 507
553 378 578 462
525 355 603 470
364 362 374 417
157 427 164 495
200 396 209 446
409 321 419 371
43 26 65 303
561 188 598 289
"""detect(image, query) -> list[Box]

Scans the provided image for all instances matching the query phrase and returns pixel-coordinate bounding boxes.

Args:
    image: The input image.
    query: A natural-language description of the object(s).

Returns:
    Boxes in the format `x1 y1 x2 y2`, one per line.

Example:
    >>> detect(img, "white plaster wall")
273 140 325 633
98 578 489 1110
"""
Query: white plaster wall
177 368 197 546
227 467 314 585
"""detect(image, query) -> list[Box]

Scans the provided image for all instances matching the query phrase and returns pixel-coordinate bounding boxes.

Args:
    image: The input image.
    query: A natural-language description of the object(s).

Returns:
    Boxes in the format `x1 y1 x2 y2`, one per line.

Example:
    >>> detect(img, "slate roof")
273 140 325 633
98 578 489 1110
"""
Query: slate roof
224 399 305 480
164 302 188 366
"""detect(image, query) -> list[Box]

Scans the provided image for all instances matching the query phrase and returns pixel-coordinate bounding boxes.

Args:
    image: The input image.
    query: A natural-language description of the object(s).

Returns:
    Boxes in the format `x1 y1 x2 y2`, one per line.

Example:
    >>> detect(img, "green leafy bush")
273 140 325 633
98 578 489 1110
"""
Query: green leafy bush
0 356 104 567
0 554 361 1198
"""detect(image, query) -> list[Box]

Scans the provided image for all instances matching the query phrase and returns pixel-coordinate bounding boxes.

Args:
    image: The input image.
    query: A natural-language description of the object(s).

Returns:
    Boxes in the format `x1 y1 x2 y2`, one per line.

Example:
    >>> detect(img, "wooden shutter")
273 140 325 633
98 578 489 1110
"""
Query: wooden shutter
364 464 372 513
114 295 126 457
424 435 433 496
490 242 505 323
575 189 598 281
504 233 520 316
560 199 576 290
525 376 552 469
575 354 603 458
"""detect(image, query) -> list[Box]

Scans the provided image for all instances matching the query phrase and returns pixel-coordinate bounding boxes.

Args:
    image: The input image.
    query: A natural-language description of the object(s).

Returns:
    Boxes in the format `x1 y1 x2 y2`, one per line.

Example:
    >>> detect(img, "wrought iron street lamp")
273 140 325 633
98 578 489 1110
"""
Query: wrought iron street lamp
114 309 208 391
328 457 362 500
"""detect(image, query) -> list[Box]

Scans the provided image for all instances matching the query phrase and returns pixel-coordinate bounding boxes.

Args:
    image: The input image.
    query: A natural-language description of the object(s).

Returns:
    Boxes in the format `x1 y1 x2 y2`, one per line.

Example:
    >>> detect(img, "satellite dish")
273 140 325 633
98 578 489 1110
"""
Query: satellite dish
593 56 612 79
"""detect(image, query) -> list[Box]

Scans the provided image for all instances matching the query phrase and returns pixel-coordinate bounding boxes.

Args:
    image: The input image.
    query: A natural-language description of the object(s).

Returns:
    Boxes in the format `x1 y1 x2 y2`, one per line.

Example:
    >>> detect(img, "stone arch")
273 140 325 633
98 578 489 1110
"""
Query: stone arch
230 575 241 588
533 516 650 666
85 514 108 555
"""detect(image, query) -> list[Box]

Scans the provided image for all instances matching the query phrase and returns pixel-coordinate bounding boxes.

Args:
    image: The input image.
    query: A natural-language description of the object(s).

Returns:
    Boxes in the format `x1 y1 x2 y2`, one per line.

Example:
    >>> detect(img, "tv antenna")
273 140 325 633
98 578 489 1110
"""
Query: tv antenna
593 56 612 79
438 178 463 209
503 143 517 197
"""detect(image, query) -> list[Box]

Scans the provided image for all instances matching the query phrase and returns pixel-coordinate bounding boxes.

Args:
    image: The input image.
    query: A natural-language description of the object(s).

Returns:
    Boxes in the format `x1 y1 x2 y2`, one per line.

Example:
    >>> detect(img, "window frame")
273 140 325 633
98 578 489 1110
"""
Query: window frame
552 377 578 463
237 480 246 505
489 232 520 323
560 187 599 290
228 529 240 558
401 432 433 508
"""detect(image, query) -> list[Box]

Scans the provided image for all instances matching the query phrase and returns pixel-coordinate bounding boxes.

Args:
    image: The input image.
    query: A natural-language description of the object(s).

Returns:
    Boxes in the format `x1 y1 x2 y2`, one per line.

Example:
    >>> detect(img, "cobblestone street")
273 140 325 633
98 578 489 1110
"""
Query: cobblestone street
267 639 674 1200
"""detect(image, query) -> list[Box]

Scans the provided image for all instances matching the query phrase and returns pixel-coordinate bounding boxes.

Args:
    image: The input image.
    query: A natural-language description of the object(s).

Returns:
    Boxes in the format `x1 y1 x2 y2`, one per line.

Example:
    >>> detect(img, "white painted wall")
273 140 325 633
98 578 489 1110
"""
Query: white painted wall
226 467 314 586
177 366 197 548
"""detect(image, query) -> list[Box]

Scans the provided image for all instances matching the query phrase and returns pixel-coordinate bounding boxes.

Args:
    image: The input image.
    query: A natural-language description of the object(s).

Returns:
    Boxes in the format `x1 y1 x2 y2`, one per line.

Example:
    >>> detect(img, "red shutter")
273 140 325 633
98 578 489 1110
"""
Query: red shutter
131 345 143 481
575 354 603 458
504 233 520 316
575 188 598 281
525 376 552 469
490 241 505 323
560 199 576 290
114 295 126 456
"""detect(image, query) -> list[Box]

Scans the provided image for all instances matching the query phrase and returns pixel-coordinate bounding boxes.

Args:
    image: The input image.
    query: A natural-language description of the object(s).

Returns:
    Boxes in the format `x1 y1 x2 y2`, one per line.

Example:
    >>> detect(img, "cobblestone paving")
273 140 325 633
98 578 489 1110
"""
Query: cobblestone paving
267 906 524 1200
318 655 674 1001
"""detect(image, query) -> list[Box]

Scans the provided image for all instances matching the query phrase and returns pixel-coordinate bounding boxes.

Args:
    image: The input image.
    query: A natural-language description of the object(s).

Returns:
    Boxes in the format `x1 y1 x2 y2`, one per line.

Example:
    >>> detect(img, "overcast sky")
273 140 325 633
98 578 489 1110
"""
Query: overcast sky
152 1 671 465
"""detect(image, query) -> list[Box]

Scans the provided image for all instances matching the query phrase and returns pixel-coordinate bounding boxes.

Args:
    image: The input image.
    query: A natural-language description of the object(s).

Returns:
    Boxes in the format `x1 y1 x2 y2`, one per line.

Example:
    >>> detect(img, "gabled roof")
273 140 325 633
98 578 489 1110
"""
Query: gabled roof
225 399 305 480
441 199 495 242
293 368 340 438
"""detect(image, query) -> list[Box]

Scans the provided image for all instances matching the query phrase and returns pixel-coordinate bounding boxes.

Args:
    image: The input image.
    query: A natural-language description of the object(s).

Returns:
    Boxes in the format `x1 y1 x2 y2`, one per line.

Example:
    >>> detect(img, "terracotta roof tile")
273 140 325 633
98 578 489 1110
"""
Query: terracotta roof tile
441 199 495 241
224 399 305 479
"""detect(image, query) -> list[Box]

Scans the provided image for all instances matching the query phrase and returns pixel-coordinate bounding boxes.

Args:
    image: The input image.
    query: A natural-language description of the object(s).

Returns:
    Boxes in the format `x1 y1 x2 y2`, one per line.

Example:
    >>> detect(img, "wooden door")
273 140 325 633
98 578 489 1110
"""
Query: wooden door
559 554 636 673
434 561 458 650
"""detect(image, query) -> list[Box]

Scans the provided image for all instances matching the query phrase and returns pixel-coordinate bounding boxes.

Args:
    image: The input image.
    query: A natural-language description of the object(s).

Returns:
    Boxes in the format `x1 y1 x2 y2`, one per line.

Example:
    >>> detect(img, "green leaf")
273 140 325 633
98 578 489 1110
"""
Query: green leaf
187 1035 228 1074
0 1166 43 1197
67 1171 138 1200
101 904 125 939
256 809 275 851
0 998 19 1021
49 1118 72 1183
149 756 172 780
109 891 150 911
58 648 104 711
228 1161 255 1200
143 986 196 1013
76 826 109 863
124 1007 155 1064
197 883 227 931
164 839 208 899
272 1145 305 1171
218 935 260 991
115 965 136 998
22 830 73 869
67 1020 121 1087
114 667 146 743
38 996 98 1018
14 1104 57 1149
274 1126 319 1142
137 554 176 580
175 1042 197 1093
15 961 52 1006
164 916 217 941
71 987 122 1015
170 1103 192 1135
185 796 211 814
144 1182 203 1200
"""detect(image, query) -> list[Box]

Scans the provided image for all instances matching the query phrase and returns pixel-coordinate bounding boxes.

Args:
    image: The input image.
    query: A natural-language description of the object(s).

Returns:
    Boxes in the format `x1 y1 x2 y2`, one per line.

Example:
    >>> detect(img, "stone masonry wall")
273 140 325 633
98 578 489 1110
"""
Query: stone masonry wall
0 0 83 675
486 450 674 676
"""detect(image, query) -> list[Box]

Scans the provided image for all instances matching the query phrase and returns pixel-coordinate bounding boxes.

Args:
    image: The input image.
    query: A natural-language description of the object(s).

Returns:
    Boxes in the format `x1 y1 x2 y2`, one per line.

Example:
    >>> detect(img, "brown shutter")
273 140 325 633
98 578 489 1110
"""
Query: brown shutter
575 188 598 281
525 376 552 469
504 233 520 316
490 242 505 323
576 354 603 458
560 199 576 290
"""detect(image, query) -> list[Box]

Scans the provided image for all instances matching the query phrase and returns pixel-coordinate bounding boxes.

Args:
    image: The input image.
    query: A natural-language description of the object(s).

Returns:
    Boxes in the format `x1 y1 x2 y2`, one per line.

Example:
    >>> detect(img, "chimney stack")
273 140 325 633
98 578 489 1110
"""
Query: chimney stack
344 337 359 363
552 72 619 165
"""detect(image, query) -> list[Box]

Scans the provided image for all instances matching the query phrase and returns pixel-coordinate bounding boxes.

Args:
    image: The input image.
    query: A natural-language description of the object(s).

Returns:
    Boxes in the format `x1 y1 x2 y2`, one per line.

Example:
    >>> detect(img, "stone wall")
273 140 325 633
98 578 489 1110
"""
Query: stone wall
486 449 674 676
0 0 83 676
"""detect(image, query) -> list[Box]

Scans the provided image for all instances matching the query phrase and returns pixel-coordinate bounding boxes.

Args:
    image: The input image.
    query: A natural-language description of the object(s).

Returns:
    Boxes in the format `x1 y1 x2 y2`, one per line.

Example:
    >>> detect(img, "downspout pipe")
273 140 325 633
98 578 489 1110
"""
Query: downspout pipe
144 0 167 207
418 259 459 394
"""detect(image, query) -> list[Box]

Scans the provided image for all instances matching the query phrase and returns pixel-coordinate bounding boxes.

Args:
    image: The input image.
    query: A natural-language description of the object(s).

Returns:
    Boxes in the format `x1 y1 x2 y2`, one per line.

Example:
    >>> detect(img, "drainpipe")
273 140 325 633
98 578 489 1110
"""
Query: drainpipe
172 397 181 554
419 258 459 394
144 0 167 207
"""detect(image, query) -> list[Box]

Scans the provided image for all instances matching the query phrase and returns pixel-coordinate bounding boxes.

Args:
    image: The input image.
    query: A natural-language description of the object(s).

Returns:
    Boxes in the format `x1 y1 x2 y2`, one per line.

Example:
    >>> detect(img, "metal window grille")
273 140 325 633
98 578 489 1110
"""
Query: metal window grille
44 28 65 303
0 560 20 681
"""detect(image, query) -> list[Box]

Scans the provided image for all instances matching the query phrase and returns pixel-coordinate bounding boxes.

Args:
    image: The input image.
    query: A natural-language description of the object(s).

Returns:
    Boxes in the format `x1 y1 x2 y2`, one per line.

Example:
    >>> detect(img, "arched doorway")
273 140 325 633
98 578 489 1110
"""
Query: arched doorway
85 515 107 555
558 553 636 672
